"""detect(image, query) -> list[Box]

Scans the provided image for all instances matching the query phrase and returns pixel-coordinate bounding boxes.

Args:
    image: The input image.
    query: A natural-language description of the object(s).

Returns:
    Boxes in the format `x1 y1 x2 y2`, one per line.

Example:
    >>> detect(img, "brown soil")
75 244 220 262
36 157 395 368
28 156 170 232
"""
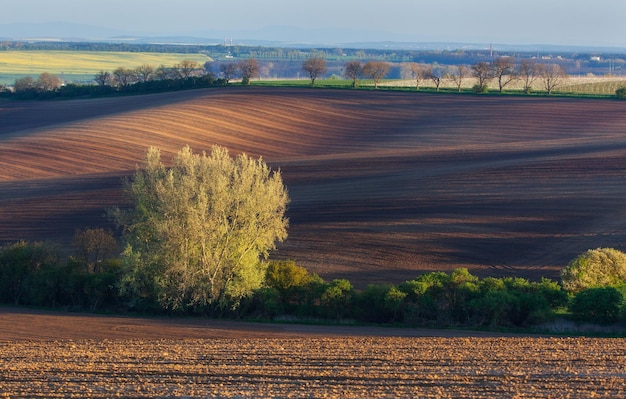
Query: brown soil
2 88 626 287
1 307 625 398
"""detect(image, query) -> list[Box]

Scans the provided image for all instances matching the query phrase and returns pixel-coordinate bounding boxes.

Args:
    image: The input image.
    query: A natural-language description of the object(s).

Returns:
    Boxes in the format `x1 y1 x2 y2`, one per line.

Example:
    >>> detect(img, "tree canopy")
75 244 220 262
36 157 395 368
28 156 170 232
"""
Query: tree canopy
302 57 327 85
561 247 626 292
114 145 289 312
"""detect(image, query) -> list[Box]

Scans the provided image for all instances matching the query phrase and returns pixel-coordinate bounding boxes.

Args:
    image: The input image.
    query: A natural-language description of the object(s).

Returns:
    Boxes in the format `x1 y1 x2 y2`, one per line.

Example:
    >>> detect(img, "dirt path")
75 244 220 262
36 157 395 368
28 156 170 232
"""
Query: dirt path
0 306 514 341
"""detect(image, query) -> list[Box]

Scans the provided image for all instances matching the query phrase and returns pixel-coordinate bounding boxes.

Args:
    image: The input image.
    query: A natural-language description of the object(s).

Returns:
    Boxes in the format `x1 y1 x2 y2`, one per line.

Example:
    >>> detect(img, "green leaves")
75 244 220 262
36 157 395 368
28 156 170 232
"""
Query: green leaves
561 248 626 293
116 145 289 312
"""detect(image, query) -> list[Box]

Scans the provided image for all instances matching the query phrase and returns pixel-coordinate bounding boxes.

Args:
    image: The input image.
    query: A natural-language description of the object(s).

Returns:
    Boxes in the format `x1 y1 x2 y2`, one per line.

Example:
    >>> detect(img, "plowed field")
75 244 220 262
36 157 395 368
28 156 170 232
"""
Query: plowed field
0 308 625 398
2 88 626 286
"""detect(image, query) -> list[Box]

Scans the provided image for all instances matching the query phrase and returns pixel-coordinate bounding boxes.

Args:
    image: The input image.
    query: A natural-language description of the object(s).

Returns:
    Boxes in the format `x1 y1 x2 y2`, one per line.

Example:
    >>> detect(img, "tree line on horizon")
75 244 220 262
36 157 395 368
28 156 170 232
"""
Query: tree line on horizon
3 54 624 99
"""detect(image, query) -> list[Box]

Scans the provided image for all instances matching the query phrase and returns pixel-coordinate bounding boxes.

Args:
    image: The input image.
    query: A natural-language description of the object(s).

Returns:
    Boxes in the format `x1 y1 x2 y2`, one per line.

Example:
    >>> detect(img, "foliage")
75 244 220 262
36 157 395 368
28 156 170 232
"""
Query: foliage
0 241 122 311
302 57 327 85
561 247 626 292
569 286 624 324
265 260 314 295
616 87 626 99
539 63 568 95
0 241 59 305
343 60 363 88
320 279 354 320
472 84 489 93
72 228 118 273
238 59 260 85
114 145 289 313
4 240 621 328
362 61 390 88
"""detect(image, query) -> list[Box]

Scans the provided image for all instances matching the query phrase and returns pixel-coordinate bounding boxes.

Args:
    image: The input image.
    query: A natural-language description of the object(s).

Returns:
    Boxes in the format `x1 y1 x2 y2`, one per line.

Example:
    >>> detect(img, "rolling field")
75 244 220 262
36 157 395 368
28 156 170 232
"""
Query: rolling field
2 88 626 397
2 87 626 287
0 50 211 84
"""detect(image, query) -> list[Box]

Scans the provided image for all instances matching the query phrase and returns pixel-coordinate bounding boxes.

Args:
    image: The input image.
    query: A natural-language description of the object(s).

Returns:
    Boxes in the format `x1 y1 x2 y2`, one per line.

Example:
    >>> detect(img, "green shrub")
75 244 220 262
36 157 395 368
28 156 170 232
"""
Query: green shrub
0 241 60 305
569 287 623 324
356 284 406 324
472 84 488 93
616 87 626 99
561 248 626 292
247 287 284 319
321 279 354 320
265 260 313 294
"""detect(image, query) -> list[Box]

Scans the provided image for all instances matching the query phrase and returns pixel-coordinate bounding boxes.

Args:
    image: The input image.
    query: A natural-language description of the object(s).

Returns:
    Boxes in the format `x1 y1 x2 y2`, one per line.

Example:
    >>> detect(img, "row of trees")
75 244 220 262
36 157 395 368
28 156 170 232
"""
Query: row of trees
340 57 568 94
0 56 603 99
291 55 571 94
13 72 64 93
93 60 208 88
3 236 626 328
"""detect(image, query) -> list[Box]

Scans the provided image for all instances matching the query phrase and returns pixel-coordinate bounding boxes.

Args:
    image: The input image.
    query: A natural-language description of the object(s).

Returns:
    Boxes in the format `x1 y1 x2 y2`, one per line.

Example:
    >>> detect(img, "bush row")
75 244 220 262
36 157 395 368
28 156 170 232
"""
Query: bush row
1 75 224 100
2 242 626 328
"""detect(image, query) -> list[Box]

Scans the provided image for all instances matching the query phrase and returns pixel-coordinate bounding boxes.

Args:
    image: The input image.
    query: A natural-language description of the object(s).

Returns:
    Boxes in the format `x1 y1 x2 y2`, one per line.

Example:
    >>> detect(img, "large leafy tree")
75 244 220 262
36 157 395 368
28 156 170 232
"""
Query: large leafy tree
561 247 626 292
115 145 289 312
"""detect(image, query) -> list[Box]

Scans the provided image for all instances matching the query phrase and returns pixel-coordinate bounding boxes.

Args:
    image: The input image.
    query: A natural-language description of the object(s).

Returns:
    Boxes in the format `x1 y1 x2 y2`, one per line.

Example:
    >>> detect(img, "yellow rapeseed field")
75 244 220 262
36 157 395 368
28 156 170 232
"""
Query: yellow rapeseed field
0 50 211 83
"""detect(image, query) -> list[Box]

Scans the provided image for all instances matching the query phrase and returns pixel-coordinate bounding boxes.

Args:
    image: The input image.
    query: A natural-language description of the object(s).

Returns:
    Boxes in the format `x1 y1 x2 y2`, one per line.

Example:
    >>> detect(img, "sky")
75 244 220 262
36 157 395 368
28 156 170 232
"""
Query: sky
1 0 626 48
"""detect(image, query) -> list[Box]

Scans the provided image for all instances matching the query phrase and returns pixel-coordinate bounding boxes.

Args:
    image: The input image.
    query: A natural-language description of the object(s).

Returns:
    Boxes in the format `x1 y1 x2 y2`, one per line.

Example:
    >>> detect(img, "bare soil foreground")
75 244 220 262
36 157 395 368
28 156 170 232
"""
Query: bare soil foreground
1 307 625 398
2 88 626 287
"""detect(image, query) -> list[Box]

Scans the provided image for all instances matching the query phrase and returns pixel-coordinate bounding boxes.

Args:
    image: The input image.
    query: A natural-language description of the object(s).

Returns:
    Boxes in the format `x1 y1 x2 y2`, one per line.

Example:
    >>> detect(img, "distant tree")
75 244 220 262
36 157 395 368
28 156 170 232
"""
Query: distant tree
94 70 112 87
176 60 201 79
539 63 568 95
219 63 240 84
426 65 445 92
343 60 363 88
72 228 119 274
155 64 176 80
34 73 63 92
519 59 539 94
561 247 626 292
302 57 327 85
135 64 155 83
447 65 470 92
114 145 289 312
113 67 137 88
471 61 494 91
362 61 390 88
13 76 35 92
404 62 429 90
492 57 517 92
238 58 260 85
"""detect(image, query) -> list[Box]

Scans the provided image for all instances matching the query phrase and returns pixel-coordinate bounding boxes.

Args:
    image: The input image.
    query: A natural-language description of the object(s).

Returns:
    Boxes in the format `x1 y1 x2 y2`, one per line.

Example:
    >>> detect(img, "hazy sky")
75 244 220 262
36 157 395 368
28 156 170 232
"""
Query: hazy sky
2 0 625 47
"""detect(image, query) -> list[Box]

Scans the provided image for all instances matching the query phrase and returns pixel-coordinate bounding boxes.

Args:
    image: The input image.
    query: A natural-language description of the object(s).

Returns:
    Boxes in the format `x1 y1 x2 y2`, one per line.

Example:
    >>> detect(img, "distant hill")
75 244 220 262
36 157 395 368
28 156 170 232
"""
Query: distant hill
3 21 626 53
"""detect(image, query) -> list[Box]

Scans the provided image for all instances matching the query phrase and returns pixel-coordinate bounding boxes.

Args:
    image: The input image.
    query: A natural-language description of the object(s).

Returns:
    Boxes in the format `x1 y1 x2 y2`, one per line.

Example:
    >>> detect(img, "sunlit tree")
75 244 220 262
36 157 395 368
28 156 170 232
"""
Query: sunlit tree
114 145 289 311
